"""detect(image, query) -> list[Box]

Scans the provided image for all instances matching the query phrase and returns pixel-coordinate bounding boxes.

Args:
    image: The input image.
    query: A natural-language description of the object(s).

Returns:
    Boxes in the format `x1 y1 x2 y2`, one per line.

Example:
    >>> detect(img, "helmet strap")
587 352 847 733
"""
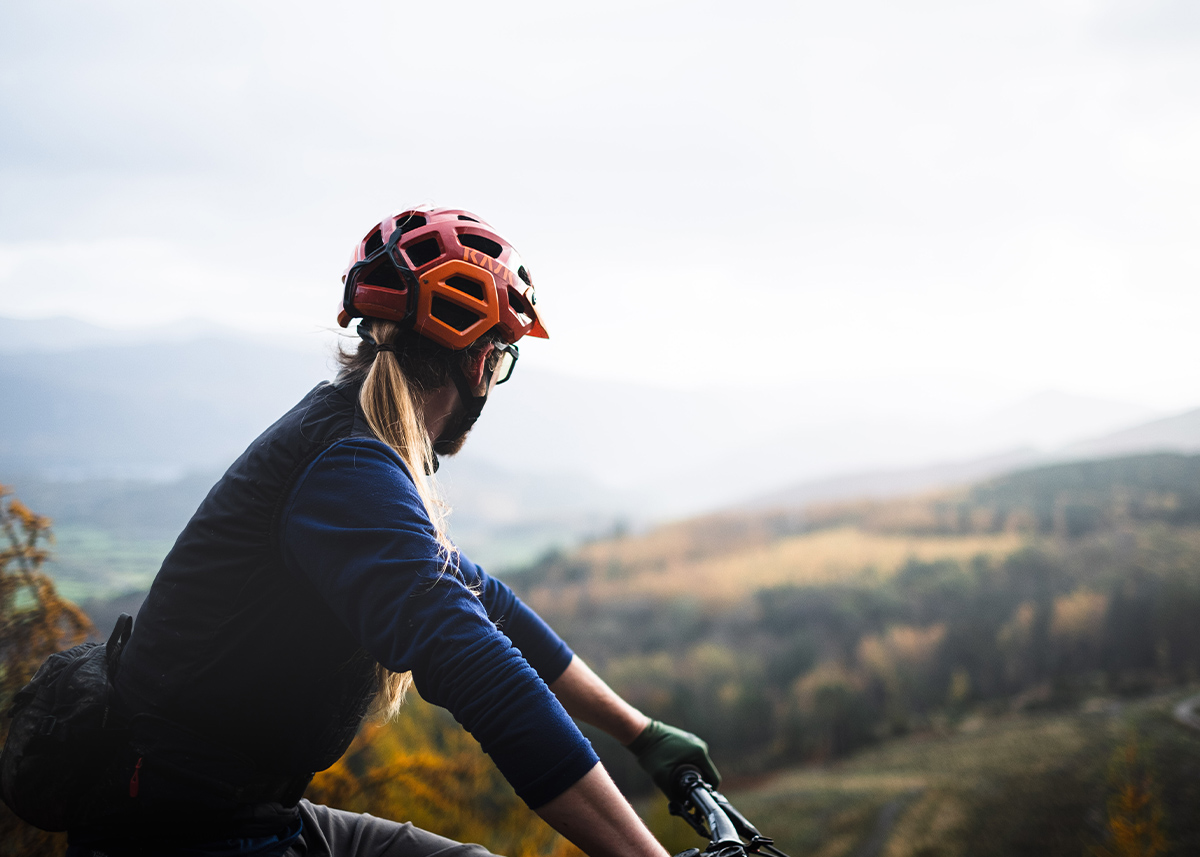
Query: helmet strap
432 366 489 455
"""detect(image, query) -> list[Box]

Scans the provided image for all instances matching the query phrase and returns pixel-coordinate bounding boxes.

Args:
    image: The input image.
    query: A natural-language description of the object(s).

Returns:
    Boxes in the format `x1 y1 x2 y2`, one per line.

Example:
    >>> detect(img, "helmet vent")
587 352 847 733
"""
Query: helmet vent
363 260 407 292
458 233 503 259
509 287 533 325
517 266 532 287
431 296 479 332
404 237 442 268
446 275 486 301
456 215 479 222
397 214 427 234
364 229 384 257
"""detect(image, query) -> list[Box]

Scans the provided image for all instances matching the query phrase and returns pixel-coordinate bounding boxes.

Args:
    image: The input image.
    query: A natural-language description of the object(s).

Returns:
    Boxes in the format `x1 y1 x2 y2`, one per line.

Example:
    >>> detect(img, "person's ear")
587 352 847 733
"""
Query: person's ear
465 345 494 389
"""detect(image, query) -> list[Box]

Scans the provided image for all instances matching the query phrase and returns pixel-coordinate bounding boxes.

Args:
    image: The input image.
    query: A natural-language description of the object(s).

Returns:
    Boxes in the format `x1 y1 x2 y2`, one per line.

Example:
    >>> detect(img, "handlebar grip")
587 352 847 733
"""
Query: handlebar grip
671 764 704 802
672 765 741 848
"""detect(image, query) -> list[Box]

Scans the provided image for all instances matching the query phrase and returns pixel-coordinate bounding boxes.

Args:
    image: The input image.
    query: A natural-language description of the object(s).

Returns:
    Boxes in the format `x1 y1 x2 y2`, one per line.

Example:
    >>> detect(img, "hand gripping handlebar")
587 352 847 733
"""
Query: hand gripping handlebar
668 766 792 857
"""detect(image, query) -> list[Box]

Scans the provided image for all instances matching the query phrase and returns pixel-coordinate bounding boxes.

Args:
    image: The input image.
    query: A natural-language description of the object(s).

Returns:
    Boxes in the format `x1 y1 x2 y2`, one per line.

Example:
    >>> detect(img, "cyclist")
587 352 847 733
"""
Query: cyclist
66 208 719 857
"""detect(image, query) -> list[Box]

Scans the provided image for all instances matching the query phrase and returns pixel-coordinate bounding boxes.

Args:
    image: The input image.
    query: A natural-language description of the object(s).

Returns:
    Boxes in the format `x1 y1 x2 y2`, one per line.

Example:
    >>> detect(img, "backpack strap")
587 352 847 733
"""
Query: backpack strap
101 614 134 731
105 614 134 679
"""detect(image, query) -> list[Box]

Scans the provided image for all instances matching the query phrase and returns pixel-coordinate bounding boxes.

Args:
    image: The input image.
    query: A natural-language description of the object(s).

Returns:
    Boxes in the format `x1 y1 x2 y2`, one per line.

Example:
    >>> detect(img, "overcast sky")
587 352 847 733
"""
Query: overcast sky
3 0 1199 418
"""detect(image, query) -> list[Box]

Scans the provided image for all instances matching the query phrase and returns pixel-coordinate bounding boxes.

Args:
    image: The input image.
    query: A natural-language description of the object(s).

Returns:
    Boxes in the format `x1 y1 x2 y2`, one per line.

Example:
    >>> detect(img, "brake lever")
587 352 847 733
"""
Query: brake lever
669 766 792 857
669 799 713 841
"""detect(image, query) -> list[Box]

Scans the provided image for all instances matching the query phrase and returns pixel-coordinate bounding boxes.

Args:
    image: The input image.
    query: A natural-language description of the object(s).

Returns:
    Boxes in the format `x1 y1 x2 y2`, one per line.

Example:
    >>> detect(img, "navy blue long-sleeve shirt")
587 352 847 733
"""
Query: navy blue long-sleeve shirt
279 437 598 808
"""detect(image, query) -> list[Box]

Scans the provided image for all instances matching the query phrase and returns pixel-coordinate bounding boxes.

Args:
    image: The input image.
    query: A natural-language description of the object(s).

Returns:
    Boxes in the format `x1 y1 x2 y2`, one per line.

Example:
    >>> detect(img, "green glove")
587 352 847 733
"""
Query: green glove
627 719 721 798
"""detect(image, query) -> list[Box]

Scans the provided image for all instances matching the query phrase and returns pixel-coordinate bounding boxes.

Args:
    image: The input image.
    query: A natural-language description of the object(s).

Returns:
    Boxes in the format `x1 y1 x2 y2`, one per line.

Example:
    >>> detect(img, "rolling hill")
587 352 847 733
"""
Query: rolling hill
502 451 1200 803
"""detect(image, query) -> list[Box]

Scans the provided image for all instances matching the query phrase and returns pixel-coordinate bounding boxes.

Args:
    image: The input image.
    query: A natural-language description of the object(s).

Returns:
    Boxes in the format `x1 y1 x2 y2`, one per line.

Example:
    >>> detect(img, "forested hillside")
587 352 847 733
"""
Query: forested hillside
6 453 1200 855
509 452 1200 788
802 452 1200 536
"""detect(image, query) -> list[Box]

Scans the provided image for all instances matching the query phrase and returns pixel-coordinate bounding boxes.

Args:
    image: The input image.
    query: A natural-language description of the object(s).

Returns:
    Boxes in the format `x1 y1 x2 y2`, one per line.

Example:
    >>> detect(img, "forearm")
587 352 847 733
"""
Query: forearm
535 763 669 857
548 655 650 745
548 655 721 803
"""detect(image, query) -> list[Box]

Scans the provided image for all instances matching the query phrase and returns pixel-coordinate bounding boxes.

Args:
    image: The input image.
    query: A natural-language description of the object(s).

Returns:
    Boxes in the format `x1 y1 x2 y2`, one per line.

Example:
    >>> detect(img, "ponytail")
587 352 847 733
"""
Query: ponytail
337 319 464 721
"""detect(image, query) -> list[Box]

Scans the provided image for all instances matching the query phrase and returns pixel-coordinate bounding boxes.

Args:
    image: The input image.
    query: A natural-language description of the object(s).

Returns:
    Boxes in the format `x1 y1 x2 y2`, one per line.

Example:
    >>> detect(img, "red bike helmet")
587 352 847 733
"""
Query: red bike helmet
338 208 548 349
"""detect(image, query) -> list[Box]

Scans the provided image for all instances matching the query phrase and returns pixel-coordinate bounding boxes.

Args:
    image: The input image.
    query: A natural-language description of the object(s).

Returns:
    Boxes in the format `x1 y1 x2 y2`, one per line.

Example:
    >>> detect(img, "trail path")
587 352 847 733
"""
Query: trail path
853 790 923 857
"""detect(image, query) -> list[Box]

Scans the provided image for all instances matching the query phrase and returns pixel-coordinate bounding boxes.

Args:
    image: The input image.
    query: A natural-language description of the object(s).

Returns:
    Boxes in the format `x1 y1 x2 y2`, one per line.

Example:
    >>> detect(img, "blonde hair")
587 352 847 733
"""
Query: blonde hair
338 319 462 721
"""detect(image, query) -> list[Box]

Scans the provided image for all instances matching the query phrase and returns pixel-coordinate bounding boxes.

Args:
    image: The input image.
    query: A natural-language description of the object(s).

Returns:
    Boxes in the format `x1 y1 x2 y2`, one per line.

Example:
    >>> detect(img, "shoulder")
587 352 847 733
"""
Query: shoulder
285 437 427 522
313 437 412 478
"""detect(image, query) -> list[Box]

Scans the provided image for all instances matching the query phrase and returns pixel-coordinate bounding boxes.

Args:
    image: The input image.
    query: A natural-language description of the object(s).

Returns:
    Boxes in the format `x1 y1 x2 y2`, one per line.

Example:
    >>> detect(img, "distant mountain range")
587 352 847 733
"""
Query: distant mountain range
1066 406 1200 459
744 406 1200 511
0 335 335 480
3 315 1199 575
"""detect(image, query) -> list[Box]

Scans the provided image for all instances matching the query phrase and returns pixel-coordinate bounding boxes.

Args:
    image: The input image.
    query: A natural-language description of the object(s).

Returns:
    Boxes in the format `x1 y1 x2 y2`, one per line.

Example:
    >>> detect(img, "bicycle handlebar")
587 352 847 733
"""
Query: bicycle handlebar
668 766 792 857
674 767 743 849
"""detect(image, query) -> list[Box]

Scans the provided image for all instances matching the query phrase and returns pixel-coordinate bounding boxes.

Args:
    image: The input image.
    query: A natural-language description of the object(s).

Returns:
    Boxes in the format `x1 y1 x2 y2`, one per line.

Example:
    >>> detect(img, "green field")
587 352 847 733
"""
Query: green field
42 524 172 602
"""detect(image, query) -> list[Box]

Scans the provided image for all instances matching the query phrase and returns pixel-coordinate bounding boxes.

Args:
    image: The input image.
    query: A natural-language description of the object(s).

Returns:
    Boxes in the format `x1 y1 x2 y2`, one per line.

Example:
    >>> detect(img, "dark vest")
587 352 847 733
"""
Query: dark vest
116 380 379 788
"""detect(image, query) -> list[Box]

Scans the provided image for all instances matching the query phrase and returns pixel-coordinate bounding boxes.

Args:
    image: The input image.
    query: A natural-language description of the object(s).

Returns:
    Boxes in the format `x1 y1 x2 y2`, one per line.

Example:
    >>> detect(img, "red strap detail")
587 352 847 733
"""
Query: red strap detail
129 756 143 798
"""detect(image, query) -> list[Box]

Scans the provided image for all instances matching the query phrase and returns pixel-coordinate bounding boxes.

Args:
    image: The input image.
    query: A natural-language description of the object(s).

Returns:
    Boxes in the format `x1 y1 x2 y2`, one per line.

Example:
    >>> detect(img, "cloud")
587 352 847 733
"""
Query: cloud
2 0 1199 409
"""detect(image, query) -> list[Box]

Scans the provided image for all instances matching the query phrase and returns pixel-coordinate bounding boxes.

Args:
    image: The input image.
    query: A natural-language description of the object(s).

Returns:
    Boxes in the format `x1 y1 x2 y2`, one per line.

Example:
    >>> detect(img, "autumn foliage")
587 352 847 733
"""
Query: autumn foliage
1090 736 1168 857
307 699 582 857
0 485 93 855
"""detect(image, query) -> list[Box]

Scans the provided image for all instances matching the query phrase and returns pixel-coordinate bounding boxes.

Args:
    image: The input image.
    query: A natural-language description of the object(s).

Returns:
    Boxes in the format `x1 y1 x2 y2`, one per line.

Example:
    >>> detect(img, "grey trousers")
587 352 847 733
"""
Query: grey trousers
286 801 504 857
